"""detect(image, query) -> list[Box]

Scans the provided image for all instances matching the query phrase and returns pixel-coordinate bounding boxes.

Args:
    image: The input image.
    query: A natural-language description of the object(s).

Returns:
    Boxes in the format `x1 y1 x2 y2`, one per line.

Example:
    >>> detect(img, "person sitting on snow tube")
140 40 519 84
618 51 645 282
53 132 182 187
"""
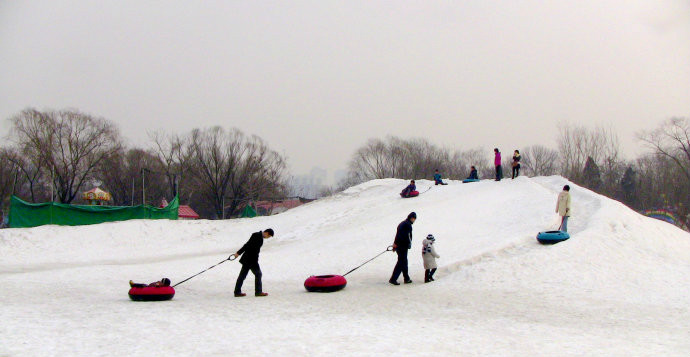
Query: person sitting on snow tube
433 170 448 185
129 278 171 288
400 180 416 197
467 166 479 180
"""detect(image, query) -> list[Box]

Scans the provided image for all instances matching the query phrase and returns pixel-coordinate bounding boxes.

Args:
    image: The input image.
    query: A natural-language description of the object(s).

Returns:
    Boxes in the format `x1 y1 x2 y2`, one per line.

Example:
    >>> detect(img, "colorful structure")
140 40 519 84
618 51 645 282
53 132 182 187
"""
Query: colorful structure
82 187 112 206
640 208 689 232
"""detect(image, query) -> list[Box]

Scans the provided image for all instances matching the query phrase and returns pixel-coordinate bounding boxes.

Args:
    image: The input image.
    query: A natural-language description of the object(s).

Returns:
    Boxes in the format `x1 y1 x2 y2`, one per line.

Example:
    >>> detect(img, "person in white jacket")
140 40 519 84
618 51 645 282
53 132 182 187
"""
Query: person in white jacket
556 185 572 232
422 234 440 283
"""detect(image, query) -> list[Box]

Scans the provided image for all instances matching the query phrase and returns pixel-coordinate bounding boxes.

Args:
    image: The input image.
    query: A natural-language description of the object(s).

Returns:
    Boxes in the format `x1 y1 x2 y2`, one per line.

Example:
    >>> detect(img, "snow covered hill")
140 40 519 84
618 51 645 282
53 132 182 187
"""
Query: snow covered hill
1 176 689 356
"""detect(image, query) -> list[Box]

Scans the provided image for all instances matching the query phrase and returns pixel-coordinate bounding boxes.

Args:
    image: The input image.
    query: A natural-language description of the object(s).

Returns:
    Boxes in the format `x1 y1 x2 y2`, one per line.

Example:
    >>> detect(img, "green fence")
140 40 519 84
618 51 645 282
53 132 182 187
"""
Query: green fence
8 195 179 228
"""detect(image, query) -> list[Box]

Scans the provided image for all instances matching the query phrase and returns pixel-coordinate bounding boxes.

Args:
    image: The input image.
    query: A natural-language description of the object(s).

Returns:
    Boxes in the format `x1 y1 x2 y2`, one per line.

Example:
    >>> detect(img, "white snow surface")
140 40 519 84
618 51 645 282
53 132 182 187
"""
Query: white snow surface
1 176 689 356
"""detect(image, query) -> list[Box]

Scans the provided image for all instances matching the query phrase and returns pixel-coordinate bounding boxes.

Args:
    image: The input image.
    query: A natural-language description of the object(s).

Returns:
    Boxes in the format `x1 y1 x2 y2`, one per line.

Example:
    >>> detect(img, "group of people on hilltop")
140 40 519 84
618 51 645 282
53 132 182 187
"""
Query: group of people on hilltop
493 148 521 181
412 148 523 188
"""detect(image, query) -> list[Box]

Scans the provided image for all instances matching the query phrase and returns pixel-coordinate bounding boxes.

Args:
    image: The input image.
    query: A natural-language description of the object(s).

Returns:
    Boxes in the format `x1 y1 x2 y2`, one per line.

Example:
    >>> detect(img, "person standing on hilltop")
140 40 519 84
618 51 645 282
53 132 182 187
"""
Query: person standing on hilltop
512 150 521 179
494 148 503 181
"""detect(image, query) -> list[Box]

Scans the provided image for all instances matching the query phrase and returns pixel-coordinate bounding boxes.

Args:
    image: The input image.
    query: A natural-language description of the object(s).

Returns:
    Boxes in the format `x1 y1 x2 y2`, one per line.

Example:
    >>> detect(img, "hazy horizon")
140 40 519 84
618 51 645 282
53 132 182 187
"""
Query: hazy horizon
1 1 689 177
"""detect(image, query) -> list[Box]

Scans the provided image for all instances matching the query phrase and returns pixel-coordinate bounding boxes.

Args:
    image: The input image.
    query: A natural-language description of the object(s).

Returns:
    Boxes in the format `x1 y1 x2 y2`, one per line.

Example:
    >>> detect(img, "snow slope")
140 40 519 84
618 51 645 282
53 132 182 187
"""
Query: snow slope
1 176 689 356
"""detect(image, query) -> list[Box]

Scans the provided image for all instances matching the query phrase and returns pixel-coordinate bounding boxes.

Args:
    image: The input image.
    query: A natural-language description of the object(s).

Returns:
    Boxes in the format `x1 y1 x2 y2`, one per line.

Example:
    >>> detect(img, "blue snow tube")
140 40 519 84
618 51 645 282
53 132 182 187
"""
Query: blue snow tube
462 179 479 183
536 231 570 245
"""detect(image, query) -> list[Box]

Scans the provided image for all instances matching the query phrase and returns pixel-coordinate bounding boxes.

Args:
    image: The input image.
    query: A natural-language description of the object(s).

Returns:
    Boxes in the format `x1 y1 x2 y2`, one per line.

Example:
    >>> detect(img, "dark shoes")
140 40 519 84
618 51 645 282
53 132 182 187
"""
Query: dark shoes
236 292 268 297
390 279 412 285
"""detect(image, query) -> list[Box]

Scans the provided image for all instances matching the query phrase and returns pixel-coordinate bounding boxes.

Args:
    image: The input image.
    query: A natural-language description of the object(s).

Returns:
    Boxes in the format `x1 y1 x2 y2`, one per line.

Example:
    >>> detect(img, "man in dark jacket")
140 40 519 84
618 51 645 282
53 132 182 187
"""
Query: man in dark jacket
231 228 274 297
389 212 416 285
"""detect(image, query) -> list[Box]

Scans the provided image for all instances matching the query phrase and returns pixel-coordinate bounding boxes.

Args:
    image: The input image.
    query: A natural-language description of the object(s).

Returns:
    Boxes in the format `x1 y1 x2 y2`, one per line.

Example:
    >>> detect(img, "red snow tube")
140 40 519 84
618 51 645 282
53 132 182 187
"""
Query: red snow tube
128 286 175 301
400 190 419 198
304 275 347 292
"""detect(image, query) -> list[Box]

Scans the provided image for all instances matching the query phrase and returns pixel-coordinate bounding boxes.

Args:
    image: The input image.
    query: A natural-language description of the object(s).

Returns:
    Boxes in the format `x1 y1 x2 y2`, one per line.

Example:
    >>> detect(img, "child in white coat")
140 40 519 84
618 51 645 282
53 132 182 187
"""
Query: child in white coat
422 234 440 283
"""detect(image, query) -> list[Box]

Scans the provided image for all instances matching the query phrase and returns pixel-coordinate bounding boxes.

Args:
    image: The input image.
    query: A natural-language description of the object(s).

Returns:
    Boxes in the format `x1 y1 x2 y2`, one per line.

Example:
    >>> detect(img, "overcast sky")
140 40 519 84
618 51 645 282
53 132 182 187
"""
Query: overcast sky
1 0 688 177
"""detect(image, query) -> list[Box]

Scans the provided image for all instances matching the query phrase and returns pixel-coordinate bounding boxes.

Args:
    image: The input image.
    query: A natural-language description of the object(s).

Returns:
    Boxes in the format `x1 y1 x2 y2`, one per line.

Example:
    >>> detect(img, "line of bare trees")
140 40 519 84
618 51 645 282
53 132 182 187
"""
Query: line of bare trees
0 108 290 221
341 136 559 187
341 118 690 228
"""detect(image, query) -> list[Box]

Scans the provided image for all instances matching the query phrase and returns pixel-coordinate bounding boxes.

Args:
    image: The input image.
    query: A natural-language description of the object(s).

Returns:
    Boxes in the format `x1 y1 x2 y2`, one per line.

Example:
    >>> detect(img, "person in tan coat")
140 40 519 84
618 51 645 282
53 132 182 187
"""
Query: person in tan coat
556 185 572 232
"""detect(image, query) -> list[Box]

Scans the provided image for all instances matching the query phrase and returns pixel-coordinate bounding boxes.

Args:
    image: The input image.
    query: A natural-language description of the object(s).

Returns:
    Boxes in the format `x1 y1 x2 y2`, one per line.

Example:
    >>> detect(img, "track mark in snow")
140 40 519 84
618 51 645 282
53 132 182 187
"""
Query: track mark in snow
0 249 231 275
435 235 548 280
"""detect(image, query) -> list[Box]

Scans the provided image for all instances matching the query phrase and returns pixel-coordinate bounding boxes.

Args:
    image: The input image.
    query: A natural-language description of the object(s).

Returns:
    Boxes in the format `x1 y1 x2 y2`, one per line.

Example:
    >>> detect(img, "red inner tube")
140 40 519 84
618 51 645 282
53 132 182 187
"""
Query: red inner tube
304 275 347 292
128 286 176 301
401 190 419 198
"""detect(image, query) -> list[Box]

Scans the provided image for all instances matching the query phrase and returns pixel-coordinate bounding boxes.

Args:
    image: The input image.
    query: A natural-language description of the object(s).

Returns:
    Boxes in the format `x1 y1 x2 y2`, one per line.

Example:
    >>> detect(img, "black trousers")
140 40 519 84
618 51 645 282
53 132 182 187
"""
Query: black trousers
390 249 410 282
495 165 503 181
234 263 262 294
512 165 520 179
425 268 437 282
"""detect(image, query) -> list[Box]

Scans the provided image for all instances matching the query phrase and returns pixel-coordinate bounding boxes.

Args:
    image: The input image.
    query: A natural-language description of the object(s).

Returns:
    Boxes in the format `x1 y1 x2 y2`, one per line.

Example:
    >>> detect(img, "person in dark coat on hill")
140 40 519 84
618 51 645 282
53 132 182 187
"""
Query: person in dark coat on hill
390 212 416 285
400 180 417 197
231 228 274 297
467 166 479 180
512 150 521 179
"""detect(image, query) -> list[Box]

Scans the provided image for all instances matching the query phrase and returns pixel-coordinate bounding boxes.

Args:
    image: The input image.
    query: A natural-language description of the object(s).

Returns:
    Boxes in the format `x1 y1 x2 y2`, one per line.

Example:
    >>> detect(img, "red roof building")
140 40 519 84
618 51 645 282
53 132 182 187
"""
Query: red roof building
178 205 200 220
254 199 304 215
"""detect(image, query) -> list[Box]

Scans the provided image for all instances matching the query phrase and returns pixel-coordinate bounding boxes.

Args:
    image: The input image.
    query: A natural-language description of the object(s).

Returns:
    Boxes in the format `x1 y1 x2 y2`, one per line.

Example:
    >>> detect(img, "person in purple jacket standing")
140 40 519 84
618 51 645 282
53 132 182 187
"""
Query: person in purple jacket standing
494 148 503 181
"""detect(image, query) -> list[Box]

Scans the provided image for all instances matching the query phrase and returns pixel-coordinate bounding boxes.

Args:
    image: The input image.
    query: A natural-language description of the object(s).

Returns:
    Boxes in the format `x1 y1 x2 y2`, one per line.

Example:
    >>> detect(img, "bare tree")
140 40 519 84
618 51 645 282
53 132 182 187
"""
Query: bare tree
639 117 690 181
638 117 690 226
95 147 168 206
557 123 620 194
225 134 288 215
347 138 390 181
522 145 559 176
557 123 619 181
149 130 186 198
347 136 454 182
446 148 489 179
0 149 18 222
10 108 122 203
186 127 288 219
3 146 45 202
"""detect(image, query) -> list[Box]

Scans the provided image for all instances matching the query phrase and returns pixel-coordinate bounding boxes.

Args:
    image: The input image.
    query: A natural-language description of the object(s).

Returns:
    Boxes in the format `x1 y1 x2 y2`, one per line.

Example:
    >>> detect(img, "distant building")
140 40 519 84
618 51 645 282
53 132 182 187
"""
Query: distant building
178 205 200 220
291 166 330 198
254 198 315 216
333 169 348 185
